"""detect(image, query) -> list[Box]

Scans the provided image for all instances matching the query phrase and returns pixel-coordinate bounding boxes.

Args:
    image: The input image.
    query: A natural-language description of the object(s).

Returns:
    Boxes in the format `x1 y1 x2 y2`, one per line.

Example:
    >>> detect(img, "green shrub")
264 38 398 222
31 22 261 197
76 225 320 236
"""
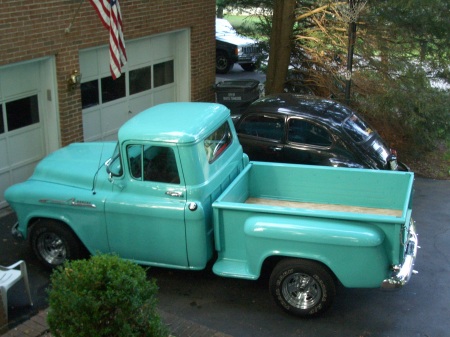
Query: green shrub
47 254 168 337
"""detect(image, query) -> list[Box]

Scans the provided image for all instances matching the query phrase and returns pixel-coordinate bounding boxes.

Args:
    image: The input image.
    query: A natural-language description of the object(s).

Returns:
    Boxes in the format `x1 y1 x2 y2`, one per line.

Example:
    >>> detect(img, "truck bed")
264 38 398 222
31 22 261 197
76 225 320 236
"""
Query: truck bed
211 162 414 281
214 161 414 222
245 197 403 217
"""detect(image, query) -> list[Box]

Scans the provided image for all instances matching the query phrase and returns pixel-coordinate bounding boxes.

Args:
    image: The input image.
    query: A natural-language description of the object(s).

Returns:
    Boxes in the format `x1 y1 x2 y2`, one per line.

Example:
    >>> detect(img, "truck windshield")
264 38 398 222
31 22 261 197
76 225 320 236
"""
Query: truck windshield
204 122 232 163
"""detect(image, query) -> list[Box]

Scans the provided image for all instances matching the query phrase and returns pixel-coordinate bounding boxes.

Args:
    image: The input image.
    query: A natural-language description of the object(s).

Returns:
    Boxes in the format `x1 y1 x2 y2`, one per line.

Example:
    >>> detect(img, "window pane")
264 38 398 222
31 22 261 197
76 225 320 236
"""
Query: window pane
342 114 374 143
130 66 151 95
204 122 232 163
0 104 4 134
143 146 180 183
101 75 126 103
127 145 143 180
81 80 99 109
154 60 174 87
288 119 332 146
238 114 284 141
6 95 39 131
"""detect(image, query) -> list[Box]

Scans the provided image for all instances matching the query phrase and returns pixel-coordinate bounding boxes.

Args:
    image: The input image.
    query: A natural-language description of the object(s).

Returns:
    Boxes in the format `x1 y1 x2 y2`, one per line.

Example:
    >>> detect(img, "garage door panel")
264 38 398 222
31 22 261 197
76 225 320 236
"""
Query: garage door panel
128 92 153 116
8 127 45 167
151 35 174 60
11 163 37 185
0 138 7 171
0 171 11 208
1 63 39 98
83 108 102 141
153 85 176 106
79 49 100 78
101 101 128 135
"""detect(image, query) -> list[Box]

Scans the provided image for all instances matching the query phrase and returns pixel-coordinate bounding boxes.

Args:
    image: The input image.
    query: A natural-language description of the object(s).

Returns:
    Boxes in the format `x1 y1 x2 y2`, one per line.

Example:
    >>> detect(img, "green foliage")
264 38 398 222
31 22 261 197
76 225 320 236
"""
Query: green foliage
354 68 450 151
217 1 449 159
47 254 167 337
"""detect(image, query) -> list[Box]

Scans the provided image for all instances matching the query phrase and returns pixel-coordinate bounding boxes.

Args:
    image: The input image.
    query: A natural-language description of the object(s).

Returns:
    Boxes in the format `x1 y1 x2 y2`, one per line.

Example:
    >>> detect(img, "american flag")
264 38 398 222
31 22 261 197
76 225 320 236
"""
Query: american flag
89 0 127 79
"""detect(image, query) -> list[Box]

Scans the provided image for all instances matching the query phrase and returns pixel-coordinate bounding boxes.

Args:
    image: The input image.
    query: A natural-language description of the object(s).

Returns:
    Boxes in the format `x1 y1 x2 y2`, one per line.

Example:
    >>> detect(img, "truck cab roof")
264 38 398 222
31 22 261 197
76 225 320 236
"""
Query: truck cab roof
119 102 230 144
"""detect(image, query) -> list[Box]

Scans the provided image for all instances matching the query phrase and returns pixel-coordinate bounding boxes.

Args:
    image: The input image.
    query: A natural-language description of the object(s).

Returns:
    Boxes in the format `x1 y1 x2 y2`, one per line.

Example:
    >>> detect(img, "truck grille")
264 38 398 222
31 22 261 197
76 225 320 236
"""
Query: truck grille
242 45 260 54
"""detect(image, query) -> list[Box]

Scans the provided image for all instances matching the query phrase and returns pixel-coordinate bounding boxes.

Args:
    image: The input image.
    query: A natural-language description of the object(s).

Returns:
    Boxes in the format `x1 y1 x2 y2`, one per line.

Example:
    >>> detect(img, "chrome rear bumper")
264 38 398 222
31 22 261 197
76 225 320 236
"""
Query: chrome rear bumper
382 221 418 289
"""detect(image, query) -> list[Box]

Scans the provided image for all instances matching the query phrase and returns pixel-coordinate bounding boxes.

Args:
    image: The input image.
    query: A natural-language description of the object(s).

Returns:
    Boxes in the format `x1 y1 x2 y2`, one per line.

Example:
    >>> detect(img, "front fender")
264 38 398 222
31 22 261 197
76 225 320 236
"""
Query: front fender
6 181 110 254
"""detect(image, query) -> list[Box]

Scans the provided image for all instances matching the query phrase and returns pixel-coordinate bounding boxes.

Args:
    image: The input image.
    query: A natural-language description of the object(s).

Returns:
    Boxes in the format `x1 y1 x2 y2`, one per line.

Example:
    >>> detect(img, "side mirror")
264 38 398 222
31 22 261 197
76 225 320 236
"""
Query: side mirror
105 156 122 181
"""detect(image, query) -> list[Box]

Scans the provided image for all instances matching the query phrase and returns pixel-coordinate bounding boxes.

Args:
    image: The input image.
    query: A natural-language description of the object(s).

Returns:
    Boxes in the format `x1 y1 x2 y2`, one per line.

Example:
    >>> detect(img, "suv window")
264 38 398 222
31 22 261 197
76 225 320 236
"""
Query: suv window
237 114 284 141
127 145 180 184
288 119 332 147
204 122 232 163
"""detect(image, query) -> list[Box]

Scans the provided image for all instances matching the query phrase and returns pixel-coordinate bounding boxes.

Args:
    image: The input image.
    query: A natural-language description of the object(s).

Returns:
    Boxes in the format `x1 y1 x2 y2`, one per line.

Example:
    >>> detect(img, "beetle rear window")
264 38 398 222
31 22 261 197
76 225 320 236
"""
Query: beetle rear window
342 114 374 143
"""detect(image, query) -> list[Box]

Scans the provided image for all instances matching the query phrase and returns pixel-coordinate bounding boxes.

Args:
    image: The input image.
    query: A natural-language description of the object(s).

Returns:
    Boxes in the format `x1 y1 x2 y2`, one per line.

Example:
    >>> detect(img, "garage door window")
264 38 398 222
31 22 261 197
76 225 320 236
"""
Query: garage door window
101 75 126 103
130 66 151 95
154 60 174 87
81 61 173 109
5 95 39 132
81 80 99 108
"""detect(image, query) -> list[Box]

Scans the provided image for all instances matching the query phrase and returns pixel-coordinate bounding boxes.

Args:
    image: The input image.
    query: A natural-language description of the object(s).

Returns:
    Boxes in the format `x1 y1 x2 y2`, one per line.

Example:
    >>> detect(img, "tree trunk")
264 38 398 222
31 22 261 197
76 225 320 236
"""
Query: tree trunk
265 0 296 95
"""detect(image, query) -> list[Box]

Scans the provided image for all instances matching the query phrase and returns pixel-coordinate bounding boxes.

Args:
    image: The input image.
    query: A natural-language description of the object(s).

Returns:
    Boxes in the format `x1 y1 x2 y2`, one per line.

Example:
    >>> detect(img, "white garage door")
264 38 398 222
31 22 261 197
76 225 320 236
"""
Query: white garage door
80 29 190 142
0 58 58 209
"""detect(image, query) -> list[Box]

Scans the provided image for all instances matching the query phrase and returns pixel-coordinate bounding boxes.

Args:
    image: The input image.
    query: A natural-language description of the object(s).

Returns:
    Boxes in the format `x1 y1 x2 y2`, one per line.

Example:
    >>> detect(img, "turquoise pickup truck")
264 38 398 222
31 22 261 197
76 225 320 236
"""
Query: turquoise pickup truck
5 102 418 316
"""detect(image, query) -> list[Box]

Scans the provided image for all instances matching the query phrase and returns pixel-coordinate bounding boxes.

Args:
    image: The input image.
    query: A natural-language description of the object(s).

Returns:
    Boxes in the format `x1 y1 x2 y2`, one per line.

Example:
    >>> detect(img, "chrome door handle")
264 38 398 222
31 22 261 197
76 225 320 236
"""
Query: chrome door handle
165 191 183 197
269 146 282 152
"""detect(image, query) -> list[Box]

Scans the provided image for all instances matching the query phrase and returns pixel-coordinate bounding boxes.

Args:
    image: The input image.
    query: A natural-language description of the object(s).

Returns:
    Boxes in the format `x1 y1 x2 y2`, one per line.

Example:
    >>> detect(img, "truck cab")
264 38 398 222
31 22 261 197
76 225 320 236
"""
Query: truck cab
103 102 247 270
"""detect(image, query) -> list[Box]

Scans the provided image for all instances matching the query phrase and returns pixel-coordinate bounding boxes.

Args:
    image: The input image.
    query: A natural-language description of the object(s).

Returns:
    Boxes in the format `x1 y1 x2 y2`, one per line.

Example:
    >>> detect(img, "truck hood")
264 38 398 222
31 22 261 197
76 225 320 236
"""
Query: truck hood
216 33 256 47
30 142 116 190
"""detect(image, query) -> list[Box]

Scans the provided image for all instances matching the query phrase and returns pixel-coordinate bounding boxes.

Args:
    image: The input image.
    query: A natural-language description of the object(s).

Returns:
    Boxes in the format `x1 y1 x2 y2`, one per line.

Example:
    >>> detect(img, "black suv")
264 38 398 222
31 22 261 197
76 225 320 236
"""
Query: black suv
215 18 263 74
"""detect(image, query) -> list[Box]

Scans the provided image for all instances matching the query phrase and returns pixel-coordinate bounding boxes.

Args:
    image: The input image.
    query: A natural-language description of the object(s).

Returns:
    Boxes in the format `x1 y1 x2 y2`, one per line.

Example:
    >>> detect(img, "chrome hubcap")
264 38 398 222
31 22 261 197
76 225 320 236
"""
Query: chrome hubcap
281 272 322 310
37 233 67 265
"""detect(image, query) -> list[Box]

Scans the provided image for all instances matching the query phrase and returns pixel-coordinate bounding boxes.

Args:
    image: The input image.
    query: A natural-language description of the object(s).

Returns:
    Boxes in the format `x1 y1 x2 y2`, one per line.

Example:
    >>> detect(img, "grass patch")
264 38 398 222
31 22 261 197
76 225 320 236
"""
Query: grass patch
223 14 260 29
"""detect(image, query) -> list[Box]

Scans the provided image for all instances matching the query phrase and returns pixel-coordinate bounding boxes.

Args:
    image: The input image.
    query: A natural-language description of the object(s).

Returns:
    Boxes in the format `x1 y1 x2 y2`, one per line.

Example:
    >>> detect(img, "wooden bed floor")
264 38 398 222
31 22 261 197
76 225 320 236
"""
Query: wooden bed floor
246 197 402 217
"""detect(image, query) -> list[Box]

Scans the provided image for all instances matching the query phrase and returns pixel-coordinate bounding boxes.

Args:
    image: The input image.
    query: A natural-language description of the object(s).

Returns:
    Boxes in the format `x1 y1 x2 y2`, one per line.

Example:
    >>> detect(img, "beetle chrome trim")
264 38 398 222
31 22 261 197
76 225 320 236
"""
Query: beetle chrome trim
382 221 418 289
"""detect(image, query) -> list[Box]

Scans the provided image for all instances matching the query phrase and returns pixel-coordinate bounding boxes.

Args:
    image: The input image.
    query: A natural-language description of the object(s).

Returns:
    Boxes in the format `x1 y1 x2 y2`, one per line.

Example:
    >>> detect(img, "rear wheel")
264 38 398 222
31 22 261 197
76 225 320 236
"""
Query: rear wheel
30 219 85 269
269 258 336 317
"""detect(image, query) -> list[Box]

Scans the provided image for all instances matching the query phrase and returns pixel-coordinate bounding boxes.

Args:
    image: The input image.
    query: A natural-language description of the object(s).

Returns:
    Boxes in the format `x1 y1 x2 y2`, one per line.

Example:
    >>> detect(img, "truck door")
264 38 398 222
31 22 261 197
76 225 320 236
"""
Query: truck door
105 144 188 267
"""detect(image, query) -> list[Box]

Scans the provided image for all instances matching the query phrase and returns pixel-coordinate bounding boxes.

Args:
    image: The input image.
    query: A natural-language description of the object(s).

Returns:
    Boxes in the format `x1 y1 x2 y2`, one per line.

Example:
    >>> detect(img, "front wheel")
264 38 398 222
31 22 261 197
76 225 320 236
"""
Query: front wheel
30 219 86 269
216 51 233 74
269 259 336 317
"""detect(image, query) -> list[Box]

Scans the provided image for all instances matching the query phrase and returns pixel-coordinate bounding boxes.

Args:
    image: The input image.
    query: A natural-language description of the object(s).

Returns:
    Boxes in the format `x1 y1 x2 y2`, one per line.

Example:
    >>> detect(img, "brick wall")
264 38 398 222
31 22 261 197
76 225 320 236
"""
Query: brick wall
0 0 216 145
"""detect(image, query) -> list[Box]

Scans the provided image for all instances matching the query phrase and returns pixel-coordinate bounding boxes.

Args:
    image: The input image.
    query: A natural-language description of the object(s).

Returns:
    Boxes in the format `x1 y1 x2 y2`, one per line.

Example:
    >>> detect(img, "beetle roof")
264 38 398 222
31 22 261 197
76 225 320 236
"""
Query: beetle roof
245 93 352 125
119 102 230 144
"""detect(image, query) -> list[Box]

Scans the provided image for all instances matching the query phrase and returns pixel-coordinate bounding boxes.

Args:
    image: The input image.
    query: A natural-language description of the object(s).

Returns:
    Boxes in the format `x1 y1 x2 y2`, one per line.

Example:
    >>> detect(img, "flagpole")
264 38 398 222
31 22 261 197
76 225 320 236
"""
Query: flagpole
65 0 86 33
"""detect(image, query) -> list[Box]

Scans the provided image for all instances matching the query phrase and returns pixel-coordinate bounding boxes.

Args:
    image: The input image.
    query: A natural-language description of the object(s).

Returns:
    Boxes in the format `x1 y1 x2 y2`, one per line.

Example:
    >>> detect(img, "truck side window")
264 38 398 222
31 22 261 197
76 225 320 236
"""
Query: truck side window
204 122 232 163
127 145 180 184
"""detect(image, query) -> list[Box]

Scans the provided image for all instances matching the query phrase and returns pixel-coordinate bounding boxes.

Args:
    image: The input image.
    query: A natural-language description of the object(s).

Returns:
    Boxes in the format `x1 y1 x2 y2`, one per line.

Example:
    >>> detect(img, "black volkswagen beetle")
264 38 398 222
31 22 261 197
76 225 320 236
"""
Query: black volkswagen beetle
235 93 409 170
